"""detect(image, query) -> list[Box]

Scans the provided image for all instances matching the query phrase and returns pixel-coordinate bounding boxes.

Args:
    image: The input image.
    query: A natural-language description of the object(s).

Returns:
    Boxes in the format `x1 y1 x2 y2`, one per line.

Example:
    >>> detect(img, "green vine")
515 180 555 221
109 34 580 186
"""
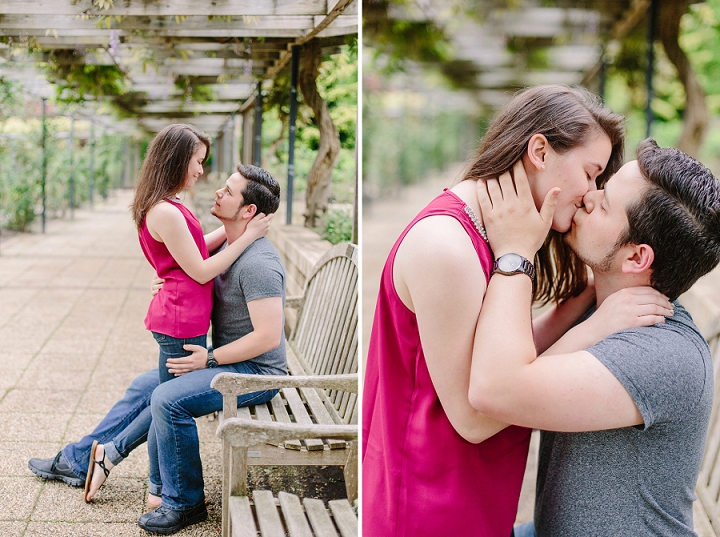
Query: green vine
46 50 128 103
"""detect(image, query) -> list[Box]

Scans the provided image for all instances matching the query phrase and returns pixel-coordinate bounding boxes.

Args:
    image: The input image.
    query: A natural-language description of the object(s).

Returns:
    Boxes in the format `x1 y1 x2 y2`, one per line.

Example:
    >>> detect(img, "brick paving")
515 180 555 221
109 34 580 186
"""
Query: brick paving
0 189 224 536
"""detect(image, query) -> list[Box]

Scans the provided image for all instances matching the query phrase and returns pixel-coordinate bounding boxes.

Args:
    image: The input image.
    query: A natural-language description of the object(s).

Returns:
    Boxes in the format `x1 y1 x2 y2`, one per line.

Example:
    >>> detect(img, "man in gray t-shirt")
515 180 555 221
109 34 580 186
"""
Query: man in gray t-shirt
533 303 712 536
468 140 720 536
211 236 287 375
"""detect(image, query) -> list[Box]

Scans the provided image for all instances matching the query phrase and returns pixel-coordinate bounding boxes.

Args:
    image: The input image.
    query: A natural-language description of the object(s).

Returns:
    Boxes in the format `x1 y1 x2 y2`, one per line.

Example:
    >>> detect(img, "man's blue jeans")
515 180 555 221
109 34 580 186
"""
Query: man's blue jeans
512 522 536 537
152 332 207 384
147 360 279 509
62 369 159 479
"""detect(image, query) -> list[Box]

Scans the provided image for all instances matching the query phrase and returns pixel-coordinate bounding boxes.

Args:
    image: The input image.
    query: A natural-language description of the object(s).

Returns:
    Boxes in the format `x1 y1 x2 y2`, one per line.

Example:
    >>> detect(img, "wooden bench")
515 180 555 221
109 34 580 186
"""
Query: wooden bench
216 419 358 537
211 242 358 537
694 317 720 536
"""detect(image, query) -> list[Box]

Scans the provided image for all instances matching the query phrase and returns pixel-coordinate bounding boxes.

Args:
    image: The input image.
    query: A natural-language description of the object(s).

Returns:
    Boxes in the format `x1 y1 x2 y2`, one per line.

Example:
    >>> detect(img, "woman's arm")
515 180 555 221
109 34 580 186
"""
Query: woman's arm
204 225 227 253
146 202 272 284
394 214 511 444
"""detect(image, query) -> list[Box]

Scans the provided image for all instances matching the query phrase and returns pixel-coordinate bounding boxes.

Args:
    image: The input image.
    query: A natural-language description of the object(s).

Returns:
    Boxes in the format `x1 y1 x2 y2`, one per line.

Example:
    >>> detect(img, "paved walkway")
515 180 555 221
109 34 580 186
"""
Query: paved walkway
0 189 224 536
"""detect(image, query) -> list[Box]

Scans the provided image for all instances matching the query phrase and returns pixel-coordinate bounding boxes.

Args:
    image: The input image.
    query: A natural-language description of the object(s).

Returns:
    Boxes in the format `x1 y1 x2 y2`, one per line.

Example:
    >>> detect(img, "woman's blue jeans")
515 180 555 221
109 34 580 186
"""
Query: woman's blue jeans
147 359 278 510
152 332 207 384
61 369 159 479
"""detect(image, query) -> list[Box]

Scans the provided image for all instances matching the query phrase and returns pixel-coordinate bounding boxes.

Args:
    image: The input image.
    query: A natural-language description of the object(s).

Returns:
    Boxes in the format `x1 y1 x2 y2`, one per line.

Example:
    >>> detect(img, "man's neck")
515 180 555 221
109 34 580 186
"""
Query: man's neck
224 221 249 246
594 271 652 308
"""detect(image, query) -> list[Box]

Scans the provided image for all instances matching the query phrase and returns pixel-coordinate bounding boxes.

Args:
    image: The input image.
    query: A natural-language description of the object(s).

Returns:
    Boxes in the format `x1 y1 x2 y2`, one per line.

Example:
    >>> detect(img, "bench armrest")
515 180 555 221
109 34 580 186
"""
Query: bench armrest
211 372 358 396
217 417 358 447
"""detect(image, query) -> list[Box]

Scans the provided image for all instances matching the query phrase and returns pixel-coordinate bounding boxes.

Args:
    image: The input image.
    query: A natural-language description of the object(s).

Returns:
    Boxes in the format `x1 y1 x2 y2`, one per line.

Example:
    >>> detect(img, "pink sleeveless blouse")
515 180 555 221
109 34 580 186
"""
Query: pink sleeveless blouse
138 199 213 338
362 189 531 537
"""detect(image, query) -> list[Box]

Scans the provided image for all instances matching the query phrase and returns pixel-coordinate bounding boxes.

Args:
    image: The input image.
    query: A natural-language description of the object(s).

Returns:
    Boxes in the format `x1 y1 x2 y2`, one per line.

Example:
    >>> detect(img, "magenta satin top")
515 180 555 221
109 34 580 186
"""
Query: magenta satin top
138 199 213 338
362 189 531 537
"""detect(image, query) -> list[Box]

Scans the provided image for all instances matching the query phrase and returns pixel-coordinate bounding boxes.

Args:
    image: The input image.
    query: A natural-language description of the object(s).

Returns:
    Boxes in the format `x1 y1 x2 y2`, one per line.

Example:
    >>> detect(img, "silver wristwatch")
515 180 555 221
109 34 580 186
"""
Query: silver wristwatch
492 253 536 284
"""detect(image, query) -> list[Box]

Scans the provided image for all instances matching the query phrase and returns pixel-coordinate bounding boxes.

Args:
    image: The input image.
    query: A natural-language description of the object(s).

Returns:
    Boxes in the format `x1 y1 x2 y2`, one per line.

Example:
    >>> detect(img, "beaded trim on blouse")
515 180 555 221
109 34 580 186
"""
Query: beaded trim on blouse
464 206 488 243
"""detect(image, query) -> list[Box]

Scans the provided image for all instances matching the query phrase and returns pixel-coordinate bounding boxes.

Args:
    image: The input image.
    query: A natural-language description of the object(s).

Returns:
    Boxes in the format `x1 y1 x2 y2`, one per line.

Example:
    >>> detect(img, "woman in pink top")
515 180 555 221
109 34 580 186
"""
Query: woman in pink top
84 124 269 503
362 86 626 536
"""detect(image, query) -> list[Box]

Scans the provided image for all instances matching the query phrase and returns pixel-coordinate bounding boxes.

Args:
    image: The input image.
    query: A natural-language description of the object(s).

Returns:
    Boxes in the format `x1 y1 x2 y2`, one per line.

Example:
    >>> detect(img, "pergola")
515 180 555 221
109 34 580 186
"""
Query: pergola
0 0 358 228
366 0 650 110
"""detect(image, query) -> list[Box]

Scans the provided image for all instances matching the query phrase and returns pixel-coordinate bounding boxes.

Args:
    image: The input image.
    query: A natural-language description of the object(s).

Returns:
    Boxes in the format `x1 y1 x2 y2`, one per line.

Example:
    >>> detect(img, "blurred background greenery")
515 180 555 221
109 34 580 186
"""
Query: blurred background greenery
363 0 720 203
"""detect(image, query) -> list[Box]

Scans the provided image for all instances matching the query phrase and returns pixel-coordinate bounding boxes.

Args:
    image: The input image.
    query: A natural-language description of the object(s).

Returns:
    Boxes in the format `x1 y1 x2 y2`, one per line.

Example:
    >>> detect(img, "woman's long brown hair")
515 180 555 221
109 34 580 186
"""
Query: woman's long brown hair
464 85 625 305
131 124 211 229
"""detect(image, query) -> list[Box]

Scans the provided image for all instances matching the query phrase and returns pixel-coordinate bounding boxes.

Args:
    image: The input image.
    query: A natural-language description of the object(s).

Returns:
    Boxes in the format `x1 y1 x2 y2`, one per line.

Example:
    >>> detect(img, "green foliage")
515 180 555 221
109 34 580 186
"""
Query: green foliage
363 91 477 192
47 50 128 103
0 78 23 120
604 0 720 172
257 44 357 206
319 207 353 244
0 88 126 233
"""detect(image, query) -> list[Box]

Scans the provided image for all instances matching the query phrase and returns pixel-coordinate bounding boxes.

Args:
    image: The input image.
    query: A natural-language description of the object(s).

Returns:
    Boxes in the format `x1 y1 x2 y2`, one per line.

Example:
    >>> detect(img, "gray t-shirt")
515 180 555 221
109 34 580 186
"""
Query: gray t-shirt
535 302 713 537
211 237 287 376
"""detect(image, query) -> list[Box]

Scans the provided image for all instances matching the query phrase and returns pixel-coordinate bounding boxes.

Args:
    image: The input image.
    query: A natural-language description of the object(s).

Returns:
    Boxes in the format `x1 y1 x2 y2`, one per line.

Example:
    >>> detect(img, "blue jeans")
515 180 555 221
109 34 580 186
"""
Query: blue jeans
147 359 279 509
153 332 207 384
512 522 536 537
62 369 159 479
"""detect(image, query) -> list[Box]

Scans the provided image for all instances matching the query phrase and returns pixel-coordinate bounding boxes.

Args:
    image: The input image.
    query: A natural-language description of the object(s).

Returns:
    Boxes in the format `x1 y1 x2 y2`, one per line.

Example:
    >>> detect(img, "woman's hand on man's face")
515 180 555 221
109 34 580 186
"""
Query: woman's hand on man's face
477 160 560 259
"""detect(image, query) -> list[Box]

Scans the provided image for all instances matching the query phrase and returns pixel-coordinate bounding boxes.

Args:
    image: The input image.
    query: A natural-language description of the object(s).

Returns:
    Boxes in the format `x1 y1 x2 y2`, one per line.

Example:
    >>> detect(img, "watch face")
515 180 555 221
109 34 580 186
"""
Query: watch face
497 253 523 272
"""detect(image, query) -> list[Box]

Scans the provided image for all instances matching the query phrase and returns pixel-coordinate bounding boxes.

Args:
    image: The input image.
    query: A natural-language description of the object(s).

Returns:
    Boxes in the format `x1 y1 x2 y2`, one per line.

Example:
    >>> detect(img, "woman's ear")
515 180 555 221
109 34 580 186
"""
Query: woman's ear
621 243 654 274
527 133 549 171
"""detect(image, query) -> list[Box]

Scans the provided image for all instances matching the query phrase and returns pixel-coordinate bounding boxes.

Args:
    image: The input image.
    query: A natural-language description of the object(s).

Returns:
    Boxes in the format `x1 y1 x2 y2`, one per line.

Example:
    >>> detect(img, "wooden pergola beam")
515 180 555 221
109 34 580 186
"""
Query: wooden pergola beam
0 14 355 32
0 0 341 17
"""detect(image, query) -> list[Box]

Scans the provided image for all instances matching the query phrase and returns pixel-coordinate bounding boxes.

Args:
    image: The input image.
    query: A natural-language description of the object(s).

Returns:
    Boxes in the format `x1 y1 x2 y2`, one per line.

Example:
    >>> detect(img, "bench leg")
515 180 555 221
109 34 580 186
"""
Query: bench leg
344 441 358 504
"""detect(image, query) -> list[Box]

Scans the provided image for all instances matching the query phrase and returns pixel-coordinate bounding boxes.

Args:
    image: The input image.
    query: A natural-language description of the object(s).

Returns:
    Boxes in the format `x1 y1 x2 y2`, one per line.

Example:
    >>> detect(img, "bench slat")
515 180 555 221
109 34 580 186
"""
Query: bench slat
282 387 325 451
270 393 302 450
254 490 285 537
304 498 339 537
279 491 314 537
229 496 258 537
300 386 346 449
328 500 358 537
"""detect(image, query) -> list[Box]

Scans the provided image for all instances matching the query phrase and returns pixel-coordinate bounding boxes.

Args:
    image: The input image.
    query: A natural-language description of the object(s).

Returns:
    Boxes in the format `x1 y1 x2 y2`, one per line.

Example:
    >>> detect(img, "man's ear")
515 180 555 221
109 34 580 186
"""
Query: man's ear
242 203 258 219
527 133 549 171
621 243 654 274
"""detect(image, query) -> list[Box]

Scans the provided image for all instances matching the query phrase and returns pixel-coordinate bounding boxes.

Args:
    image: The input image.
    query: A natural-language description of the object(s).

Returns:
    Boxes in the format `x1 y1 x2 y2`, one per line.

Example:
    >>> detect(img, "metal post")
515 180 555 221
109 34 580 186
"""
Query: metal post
352 121 358 245
253 81 263 167
645 0 657 138
89 119 95 208
121 138 128 188
287 45 299 225
41 98 47 233
598 57 606 101
69 115 75 218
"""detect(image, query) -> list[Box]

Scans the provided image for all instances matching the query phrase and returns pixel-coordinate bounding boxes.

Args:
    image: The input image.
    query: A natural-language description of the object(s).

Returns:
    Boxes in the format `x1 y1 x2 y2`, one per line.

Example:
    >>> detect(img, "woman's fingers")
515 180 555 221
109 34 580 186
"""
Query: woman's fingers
512 160 532 199
498 169 515 198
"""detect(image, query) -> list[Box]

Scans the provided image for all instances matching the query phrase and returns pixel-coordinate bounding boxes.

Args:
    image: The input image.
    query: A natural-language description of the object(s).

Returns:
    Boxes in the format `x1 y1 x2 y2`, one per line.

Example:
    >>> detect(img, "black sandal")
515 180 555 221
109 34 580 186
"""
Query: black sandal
84 440 111 503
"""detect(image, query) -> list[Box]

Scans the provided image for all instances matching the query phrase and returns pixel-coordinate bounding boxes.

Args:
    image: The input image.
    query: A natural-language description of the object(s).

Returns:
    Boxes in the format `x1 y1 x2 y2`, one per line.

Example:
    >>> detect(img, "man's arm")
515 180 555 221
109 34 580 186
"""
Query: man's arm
166 296 283 375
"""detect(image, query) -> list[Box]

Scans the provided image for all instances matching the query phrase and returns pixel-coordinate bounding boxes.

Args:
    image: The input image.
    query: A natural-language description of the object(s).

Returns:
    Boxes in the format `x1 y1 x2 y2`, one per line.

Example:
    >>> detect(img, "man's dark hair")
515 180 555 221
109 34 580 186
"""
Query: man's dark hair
619 138 720 301
237 163 281 215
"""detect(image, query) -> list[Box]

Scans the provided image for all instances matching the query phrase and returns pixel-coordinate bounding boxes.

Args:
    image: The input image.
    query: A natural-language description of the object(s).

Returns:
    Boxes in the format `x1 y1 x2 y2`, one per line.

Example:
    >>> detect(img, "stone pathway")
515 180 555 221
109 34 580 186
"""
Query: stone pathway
0 189 224 536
